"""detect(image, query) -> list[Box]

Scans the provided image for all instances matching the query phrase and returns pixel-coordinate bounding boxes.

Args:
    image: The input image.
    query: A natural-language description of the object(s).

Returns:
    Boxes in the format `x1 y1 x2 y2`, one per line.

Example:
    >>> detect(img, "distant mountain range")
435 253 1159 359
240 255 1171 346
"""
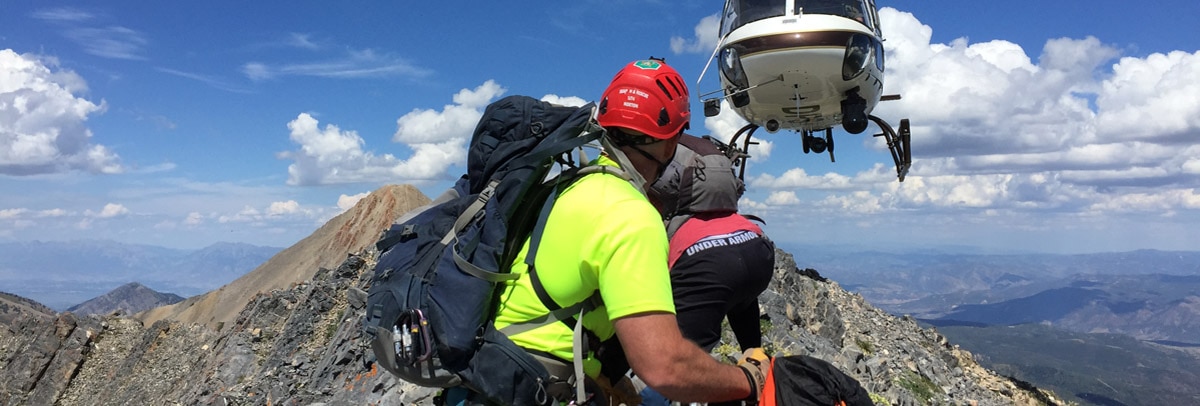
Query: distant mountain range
774 243 1200 404
781 243 1200 344
0 240 281 310
930 323 1200 405
65 282 184 316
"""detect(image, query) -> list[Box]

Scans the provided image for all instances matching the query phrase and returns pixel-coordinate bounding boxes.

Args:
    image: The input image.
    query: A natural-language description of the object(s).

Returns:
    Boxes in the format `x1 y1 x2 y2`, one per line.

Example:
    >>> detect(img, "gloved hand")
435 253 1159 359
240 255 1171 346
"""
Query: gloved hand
736 347 770 402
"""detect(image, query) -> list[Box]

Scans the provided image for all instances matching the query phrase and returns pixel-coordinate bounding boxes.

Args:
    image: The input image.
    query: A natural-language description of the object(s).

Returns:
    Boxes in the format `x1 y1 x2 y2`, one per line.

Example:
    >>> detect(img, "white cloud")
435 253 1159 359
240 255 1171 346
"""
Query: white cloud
1096 50 1200 143
878 17 1108 158
276 80 508 186
219 206 260 224
241 62 271 81
1088 189 1200 213
0 208 28 219
752 168 854 190
0 49 122 175
541 94 588 107
32 9 147 60
95 203 129 218
1183 158 1200 175
65 26 148 60
337 192 370 211
184 212 204 226
81 203 128 219
156 67 250 93
278 80 616 192
286 32 321 50
670 13 720 55
703 99 772 162
819 190 884 214
266 200 301 216
765 191 801 206
280 111 460 186
31 7 95 23
242 48 431 81
394 81 506 144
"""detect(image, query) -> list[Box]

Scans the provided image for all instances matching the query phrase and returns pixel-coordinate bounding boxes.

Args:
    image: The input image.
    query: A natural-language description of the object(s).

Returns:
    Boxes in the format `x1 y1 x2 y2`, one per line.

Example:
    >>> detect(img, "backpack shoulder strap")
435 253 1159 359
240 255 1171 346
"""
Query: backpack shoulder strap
498 163 628 337
497 163 632 404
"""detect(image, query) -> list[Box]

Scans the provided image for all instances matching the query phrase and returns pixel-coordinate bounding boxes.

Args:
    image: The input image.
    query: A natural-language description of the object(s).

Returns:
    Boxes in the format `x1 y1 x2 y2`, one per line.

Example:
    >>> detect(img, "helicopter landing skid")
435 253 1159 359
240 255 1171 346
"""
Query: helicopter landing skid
725 117 911 182
869 115 912 182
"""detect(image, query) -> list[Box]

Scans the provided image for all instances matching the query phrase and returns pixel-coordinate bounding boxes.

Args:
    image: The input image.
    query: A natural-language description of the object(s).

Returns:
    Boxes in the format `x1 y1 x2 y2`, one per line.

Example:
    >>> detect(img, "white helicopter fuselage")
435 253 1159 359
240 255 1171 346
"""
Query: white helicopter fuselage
720 14 884 133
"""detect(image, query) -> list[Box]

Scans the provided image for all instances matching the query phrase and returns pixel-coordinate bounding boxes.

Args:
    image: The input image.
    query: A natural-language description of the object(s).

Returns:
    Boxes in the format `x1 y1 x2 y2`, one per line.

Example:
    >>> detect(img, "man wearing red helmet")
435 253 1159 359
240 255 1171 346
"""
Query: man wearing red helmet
488 59 769 405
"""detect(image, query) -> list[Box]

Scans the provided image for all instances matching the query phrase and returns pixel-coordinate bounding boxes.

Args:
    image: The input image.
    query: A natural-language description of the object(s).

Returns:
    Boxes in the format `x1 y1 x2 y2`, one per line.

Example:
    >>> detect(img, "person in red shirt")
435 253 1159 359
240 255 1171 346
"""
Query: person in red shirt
637 134 777 405
650 133 775 352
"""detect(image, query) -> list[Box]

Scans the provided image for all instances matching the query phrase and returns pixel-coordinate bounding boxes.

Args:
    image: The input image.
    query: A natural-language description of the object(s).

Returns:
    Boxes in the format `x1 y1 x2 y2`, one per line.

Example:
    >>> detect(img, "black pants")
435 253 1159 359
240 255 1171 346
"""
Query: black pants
670 231 775 351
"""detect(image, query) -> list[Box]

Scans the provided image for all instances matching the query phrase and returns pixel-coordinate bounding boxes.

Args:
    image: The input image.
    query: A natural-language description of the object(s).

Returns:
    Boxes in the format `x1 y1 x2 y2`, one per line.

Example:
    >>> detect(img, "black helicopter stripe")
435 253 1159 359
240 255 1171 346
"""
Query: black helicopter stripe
726 31 858 57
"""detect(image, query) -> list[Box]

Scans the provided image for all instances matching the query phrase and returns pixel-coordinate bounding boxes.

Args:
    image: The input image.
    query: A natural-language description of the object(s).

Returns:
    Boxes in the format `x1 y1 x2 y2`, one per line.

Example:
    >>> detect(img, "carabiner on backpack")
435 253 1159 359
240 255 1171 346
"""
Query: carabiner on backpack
394 308 433 365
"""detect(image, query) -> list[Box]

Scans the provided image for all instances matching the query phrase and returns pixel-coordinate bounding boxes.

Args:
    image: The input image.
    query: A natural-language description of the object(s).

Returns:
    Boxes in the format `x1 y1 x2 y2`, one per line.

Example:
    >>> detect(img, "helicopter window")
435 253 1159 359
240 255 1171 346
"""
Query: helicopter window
720 0 786 38
796 0 874 30
866 0 882 36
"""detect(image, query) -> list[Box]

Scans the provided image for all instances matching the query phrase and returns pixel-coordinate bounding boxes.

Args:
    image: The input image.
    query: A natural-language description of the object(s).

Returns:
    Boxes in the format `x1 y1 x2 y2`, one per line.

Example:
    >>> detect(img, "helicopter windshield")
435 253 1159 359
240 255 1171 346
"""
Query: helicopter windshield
719 0 786 38
796 0 875 31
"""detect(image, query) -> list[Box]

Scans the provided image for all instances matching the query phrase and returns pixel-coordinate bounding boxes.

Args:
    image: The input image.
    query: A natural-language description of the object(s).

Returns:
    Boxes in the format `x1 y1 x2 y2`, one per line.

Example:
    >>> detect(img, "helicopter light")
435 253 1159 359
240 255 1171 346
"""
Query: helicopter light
765 119 781 133
719 47 749 89
842 34 873 81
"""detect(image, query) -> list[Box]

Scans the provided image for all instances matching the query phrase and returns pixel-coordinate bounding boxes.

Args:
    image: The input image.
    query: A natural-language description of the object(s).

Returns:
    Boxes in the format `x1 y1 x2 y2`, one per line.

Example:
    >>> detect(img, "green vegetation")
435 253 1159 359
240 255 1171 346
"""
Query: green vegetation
712 341 741 360
868 392 891 405
895 370 941 405
855 337 875 355
758 318 786 356
324 322 338 340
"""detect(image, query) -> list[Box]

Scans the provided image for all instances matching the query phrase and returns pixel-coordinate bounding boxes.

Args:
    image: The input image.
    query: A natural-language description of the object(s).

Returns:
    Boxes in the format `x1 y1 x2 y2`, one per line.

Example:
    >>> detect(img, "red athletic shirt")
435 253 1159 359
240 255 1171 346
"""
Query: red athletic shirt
668 213 764 267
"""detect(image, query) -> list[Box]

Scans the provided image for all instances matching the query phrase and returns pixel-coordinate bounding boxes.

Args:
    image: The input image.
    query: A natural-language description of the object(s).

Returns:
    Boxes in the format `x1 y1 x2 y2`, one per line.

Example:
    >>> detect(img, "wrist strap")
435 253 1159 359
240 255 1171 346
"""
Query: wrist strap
739 364 759 401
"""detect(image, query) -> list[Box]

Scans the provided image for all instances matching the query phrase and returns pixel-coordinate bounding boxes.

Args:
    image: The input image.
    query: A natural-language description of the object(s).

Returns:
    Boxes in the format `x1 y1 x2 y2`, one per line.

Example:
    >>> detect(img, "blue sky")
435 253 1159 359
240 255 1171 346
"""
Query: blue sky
1 1 1197 254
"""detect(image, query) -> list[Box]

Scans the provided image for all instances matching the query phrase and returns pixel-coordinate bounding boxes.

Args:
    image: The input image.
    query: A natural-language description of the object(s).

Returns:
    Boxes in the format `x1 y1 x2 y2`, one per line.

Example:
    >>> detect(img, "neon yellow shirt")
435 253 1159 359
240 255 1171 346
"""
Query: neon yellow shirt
493 156 676 365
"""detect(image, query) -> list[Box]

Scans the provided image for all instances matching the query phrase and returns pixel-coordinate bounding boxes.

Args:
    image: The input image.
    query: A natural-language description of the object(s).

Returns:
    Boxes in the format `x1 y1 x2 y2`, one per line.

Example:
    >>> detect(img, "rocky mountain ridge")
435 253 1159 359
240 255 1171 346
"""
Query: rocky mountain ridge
0 185 1060 405
64 282 184 316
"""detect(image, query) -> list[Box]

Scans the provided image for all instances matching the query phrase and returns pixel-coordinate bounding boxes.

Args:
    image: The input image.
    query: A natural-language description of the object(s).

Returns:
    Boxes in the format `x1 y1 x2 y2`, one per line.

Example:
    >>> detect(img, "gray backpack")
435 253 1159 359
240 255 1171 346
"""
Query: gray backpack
648 134 747 237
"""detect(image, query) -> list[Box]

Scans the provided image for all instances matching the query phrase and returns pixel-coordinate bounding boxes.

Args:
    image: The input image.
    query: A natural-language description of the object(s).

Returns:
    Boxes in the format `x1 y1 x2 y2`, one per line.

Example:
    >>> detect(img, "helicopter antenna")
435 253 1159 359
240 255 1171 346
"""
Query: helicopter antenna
696 35 727 85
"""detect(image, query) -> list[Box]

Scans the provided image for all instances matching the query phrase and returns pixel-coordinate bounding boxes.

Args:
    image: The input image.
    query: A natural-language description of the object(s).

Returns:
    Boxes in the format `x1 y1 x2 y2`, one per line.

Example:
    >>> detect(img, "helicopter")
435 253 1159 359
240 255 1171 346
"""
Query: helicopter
698 0 912 181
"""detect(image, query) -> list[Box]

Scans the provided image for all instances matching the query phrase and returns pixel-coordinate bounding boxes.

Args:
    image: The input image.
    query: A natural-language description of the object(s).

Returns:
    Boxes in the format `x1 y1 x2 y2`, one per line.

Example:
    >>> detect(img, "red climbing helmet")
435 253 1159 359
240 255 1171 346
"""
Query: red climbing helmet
598 58 691 140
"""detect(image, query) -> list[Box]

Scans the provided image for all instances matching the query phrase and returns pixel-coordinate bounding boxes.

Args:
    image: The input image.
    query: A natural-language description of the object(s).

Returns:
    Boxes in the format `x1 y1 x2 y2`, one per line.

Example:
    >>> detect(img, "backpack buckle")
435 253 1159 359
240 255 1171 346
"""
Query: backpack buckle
394 308 433 365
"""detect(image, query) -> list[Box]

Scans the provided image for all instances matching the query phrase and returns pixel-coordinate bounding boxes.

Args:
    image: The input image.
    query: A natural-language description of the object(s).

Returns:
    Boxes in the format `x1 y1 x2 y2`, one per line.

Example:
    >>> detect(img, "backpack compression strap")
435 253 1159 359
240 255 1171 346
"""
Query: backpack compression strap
448 179 521 282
